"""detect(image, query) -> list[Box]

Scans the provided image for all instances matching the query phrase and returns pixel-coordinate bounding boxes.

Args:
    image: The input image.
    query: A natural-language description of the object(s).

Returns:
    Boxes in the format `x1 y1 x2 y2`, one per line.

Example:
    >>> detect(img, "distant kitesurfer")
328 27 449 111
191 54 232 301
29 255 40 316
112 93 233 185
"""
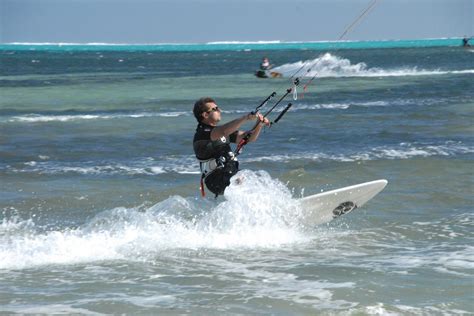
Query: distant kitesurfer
193 97 270 197
256 57 272 78
261 57 272 71
255 57 282 78
462 37 471 47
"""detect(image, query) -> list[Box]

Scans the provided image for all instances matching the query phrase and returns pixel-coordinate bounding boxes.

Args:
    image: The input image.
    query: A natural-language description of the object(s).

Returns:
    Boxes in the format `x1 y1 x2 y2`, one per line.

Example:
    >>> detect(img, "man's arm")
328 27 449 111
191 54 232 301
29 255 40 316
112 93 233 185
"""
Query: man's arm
234 114 270 144
210 113 256 141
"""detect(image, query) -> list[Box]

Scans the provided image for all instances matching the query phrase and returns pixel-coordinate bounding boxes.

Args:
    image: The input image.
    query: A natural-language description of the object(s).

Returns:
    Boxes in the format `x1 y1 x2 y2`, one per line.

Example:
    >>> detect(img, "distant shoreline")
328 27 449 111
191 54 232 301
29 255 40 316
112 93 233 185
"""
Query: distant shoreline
0 38 466 52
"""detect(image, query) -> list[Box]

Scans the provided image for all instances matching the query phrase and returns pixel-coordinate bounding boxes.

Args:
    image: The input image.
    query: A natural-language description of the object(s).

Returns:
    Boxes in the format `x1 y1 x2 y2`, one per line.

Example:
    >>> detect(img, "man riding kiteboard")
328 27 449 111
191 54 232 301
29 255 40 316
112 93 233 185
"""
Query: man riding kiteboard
192 97 270 197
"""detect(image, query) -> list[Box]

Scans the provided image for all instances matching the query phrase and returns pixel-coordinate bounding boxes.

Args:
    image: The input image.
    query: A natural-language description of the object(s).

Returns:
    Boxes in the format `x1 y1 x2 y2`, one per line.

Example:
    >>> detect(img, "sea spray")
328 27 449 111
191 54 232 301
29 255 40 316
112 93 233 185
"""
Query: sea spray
272 53 473 78
195 170 306 247
0 170 310 269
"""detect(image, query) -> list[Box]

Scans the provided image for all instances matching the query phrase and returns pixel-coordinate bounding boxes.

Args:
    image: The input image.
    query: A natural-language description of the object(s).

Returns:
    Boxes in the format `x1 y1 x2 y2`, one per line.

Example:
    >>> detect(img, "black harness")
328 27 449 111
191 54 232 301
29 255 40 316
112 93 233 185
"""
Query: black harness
193 124 239 197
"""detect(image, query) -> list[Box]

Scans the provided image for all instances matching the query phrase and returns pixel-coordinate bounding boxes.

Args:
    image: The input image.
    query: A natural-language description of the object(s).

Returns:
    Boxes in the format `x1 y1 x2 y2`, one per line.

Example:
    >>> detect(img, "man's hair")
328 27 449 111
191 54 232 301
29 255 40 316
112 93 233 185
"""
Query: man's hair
193 97 215 122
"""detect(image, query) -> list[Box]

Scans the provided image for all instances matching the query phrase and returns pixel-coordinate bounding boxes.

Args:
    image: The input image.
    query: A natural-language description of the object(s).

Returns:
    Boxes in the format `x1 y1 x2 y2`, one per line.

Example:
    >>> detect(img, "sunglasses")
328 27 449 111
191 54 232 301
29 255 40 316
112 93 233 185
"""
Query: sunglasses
205 106 220 113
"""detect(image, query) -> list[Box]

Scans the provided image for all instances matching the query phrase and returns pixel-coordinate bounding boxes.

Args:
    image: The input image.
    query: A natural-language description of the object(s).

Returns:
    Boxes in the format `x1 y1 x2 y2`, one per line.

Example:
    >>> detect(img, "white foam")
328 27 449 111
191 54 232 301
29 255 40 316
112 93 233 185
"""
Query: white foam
246 141 474 163
8 141 473 176
345 303 472 315
226 97 446 115
206 40 281 44
436 246 474 270
12 156 199 176
224 262 356 309
7 112 189 123
15 305 103 315
272 53 474 78
293 103 351 110
366 303 468 315
0 171 310 269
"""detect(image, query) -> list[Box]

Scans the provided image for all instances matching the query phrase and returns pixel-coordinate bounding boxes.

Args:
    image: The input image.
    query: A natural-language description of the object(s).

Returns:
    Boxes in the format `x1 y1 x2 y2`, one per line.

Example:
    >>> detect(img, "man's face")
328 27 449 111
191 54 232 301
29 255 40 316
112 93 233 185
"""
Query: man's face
202 102 221 125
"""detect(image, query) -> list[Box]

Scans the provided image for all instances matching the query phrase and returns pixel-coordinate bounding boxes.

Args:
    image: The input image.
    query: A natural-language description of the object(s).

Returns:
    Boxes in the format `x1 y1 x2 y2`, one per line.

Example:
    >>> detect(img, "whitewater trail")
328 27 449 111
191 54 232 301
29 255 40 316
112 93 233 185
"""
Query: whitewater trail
272 53 474 78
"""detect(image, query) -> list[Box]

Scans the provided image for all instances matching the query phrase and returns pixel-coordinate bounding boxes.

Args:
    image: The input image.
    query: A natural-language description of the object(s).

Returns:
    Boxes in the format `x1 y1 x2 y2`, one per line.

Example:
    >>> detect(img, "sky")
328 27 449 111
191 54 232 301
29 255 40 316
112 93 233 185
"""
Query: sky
0 0 472 44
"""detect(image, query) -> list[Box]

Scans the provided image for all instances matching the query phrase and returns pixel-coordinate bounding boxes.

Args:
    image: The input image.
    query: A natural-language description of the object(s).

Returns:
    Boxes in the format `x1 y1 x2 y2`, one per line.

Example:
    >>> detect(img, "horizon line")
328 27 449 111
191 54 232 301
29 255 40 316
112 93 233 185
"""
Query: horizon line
0 37 466 46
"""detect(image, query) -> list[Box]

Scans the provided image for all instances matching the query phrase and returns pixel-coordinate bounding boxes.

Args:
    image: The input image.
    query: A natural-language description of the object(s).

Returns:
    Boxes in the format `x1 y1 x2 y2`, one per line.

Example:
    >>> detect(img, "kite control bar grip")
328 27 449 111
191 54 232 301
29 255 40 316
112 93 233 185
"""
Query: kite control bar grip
251 92 277 115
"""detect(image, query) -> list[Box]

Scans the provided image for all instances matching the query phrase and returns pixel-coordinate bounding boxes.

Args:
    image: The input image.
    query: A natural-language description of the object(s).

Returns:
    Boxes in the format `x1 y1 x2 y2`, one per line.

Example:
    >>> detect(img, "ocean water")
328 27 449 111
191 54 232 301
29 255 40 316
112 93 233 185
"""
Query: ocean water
1 40 473 314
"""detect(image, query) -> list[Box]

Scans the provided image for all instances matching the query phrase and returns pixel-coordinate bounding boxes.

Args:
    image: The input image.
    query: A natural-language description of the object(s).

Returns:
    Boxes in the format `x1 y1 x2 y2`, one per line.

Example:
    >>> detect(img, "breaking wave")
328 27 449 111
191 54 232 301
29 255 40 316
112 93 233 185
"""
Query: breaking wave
4 141 472 176
248 141 474 163
0 170 306 269
272 53 474 78
4 111 189 123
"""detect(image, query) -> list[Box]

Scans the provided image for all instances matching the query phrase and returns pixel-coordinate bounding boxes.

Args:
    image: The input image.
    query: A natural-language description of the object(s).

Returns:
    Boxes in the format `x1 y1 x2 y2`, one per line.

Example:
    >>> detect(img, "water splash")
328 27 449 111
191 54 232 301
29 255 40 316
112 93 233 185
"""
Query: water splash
0 170 309 269
272 53 474 78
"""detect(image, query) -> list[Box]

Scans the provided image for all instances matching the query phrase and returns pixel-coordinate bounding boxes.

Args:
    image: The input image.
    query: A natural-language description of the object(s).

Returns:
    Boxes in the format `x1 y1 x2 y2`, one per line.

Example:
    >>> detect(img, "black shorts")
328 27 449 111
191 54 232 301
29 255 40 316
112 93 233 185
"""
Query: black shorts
204 161 239 196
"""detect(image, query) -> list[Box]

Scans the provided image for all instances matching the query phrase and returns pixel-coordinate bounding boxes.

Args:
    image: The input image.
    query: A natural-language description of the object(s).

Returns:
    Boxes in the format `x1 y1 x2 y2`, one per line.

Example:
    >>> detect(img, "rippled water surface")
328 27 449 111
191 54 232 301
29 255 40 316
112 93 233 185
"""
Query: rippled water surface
1 44 473 314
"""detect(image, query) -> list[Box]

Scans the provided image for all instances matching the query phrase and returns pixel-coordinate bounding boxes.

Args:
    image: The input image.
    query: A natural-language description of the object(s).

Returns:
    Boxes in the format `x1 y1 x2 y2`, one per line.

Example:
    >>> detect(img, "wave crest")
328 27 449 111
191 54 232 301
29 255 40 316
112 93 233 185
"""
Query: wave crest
273 53 474 78
0 170 307 269
5 142 472 176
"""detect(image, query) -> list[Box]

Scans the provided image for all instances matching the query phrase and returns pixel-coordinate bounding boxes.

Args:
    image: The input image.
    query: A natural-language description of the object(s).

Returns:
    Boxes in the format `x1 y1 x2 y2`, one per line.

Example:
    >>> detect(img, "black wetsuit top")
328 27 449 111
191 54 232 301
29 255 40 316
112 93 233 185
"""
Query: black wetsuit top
193 123 239 196
193 123 237 160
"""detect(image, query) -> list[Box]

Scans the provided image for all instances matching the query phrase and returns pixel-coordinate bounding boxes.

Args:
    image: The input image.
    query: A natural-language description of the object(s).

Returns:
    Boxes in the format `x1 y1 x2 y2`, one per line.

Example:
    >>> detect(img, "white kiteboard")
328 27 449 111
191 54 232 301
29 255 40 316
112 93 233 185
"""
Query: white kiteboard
298 179 387 226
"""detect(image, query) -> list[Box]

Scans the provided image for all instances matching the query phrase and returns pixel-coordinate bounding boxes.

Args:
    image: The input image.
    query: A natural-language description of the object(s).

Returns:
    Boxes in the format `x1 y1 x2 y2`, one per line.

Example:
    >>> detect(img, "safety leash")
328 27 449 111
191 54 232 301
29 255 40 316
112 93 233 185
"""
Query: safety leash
200 174 206 197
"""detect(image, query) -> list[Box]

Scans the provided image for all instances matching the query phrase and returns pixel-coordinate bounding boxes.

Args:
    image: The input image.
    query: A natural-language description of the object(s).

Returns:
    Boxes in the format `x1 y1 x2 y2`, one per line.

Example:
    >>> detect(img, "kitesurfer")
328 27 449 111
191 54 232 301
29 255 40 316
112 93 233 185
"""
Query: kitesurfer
261 57 272 70
256 57 272 78
193 97 270 197
462 37 471 47
256 57 282 78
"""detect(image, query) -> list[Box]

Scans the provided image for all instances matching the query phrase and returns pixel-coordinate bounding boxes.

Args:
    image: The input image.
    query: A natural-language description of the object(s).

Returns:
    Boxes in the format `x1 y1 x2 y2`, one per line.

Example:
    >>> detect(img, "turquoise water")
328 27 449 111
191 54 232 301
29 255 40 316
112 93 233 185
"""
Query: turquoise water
1 37 466 52
0 40 473 314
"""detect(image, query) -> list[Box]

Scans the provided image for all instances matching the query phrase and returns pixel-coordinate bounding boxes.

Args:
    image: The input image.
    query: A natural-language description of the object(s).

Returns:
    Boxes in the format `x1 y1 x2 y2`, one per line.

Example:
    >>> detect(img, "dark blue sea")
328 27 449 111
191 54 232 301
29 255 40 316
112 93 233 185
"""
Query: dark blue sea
1 40 473 314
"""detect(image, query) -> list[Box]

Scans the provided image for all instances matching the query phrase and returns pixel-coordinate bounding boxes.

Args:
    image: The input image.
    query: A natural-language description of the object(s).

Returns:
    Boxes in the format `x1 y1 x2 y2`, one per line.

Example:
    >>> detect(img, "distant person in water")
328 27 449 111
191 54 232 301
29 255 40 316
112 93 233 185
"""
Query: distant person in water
256 57 282 78
462 37 471 47
256 57 272 78
260 57 272 71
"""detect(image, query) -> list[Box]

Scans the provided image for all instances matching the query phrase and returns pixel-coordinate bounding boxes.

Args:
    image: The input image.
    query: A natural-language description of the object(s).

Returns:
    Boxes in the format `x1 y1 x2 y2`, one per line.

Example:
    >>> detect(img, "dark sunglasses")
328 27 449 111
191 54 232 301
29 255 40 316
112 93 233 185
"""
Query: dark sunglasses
205 106 220 113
